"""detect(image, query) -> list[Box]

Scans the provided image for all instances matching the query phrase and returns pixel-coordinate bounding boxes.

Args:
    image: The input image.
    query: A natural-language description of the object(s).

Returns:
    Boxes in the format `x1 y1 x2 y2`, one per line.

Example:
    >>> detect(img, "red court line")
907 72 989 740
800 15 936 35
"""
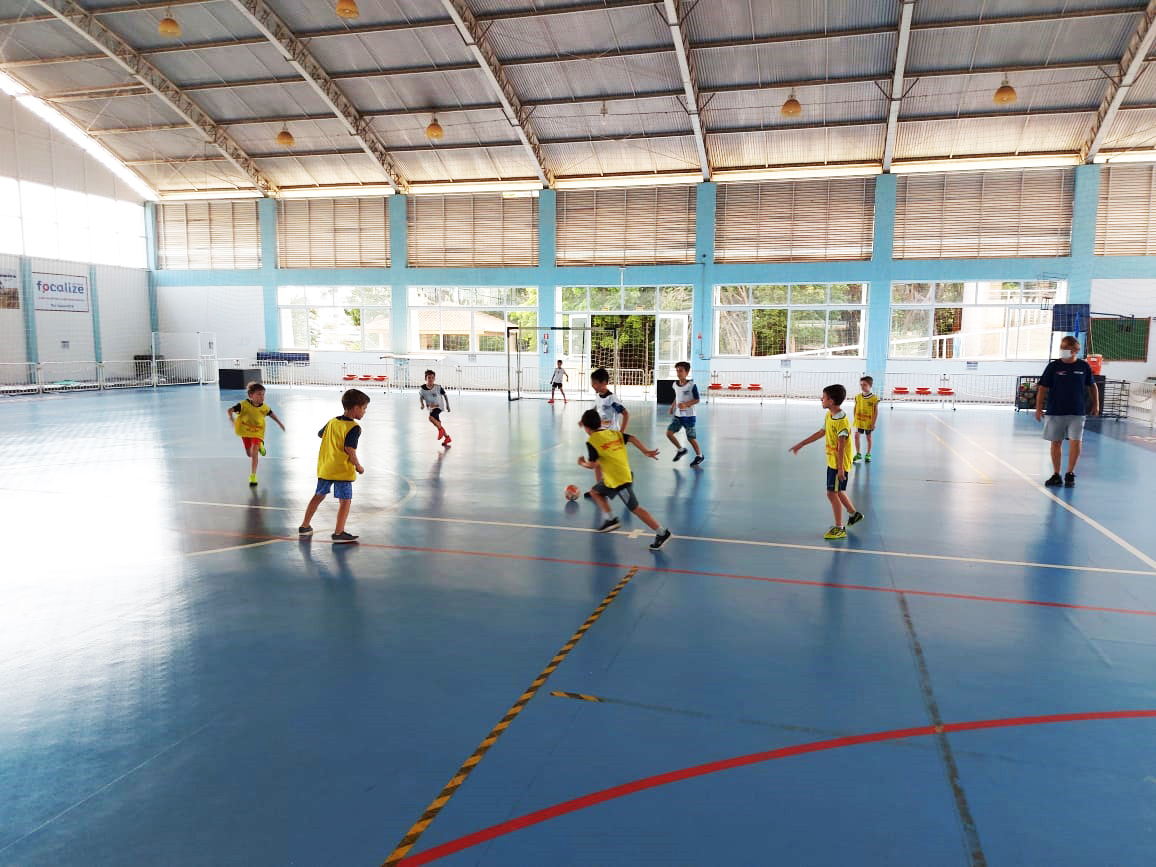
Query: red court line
183 528 1156 619
399 709 1156 865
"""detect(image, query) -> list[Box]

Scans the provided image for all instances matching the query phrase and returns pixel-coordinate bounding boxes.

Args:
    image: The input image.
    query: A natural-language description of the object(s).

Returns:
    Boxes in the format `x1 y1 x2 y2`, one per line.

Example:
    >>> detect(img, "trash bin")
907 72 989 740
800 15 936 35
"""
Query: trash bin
1086 354 1103 375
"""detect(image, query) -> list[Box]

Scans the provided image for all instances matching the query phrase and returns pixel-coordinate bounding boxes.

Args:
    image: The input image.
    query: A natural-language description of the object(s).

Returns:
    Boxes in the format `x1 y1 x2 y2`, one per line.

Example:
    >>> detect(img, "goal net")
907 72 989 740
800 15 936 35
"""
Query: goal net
506 325 620 401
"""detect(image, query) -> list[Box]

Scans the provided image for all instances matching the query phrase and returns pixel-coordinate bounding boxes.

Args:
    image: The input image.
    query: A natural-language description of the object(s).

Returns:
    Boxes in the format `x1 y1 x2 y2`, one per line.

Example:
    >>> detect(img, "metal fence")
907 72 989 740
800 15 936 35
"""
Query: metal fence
1130 381 1155 427
0 357 213 396
704 370 864 402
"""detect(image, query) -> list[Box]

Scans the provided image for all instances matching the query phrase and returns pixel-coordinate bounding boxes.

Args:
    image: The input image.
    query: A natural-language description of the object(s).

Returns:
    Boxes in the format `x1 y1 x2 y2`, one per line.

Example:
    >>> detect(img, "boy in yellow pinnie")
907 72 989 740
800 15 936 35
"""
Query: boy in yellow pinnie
227 381 285 487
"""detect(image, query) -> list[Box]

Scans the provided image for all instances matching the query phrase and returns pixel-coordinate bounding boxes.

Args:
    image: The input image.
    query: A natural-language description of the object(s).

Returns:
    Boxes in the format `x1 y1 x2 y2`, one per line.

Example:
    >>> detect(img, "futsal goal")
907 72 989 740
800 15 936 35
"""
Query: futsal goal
505 325 620 401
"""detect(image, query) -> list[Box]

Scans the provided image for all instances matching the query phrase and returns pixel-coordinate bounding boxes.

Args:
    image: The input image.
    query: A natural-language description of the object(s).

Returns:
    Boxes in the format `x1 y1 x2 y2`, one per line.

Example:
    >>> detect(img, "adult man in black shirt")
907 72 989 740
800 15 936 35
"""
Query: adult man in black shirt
1035 335 1100 487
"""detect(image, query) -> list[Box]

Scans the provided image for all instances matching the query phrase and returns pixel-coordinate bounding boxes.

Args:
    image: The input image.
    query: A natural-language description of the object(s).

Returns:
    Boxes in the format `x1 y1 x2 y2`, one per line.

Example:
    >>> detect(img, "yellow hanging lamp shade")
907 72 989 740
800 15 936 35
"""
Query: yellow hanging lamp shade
157 9 181 37
335 0 359 20
993 79 1017 105
276 127 295 147
780 95 802 118
425 116 444 141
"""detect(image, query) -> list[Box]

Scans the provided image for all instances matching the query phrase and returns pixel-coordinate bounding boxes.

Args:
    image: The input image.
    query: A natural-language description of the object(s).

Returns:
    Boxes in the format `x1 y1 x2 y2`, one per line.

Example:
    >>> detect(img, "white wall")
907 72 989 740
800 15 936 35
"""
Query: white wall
1090 280 1156 382
156 285 264 361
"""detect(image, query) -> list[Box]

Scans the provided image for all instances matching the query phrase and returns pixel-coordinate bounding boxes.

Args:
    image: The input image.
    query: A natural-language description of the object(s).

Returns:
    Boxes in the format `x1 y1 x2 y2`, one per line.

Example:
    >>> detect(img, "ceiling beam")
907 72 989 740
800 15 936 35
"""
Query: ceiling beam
1082 0 1156 161
436 0 551 186
226 0 407 193
662 0 709 179
29 0 275 194
883 1 916 171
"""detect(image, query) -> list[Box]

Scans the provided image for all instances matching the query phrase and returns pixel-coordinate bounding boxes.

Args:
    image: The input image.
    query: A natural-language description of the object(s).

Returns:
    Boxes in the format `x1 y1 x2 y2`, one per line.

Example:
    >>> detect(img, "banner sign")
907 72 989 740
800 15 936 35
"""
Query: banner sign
0 272 17 310
33 271 89 313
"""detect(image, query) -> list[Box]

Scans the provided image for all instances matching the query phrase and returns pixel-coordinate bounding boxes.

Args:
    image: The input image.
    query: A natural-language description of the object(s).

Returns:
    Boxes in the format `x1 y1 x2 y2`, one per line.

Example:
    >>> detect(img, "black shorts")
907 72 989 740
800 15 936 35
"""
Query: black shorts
857 427 873 435
826 467 849 492
429 408 442 421
551 382 564 391
592 481 639 511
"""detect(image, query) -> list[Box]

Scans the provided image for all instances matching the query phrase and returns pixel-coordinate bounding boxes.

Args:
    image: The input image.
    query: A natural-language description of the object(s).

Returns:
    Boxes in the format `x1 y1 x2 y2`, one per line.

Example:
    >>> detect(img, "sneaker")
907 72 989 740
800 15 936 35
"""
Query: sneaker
331 531 359 544
258 442 267 456
853 452 862 463
437 428 445 440
298 526 313 535
442 435 452 445
864 453 872 463
1064 472 1076 487
690 455 704 467
649 529 672 550
673 447 688 462
548 399 555 404
583 490 593 500
249 475 258 487
847 511 864 526
597 516 620 533
824 526 847 540
1044 473 1063 487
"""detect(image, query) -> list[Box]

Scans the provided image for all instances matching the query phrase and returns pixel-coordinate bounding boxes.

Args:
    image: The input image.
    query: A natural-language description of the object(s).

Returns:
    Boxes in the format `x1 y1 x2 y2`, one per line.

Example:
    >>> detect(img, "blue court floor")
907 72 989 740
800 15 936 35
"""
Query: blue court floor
1 385 1155 866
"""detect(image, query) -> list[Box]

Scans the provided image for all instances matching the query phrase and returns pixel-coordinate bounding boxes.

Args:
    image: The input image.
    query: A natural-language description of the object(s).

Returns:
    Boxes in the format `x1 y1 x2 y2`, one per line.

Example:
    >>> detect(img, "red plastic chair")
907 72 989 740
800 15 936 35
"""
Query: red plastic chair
342 374 357 381
892 386 910 395
708 383 723 390
915 387 933 395
747 384 762 391
727 383 742 390
372 375 388 382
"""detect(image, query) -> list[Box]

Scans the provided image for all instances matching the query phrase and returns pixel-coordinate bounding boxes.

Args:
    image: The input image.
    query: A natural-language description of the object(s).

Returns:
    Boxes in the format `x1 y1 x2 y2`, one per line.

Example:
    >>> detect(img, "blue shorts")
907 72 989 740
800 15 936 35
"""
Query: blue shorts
667 416 697 439
315 478 354 500
826 467 849 492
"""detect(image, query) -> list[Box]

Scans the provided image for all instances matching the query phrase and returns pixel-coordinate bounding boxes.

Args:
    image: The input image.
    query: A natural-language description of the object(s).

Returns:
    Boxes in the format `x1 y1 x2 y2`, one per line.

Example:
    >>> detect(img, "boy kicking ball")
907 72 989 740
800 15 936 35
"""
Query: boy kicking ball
790 384 864 540
578 409 671 550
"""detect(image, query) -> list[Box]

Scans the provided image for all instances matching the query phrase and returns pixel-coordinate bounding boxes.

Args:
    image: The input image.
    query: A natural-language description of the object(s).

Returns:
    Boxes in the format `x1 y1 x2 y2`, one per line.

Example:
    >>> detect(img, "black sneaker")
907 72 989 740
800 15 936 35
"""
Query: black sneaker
1064 472 1076 488
690 455 704 467
847 511 864 526
331 532 359 544
673 447 688 462
649 529 672 550
1044 473 1063 487
583 491 593 500
298 526 313 535
597 516 620 533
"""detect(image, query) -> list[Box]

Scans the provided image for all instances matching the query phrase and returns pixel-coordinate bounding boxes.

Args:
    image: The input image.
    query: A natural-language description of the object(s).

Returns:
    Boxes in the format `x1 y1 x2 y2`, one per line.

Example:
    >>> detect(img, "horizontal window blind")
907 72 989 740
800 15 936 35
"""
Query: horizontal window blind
407 193 537 267
278 198 389 268
715 178 875 263
1096 165 1156 256
556 187 696 266
156 201 260 270
894 169 1073 259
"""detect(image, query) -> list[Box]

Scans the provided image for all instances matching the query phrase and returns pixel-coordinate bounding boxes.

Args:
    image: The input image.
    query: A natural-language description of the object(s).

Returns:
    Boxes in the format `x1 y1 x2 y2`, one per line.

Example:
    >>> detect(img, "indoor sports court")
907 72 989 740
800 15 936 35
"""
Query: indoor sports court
3 1 1156 865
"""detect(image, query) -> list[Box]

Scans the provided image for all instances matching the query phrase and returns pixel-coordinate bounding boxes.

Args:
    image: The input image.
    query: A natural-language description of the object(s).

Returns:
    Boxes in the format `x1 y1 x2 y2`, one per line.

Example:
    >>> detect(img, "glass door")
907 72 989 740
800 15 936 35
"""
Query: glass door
657 314 690 379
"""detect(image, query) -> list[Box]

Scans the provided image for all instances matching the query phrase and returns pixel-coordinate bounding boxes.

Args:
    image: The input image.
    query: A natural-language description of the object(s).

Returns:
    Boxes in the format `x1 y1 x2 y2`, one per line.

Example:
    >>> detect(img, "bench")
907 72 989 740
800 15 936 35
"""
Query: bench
890 385 956 410
256 351 309 364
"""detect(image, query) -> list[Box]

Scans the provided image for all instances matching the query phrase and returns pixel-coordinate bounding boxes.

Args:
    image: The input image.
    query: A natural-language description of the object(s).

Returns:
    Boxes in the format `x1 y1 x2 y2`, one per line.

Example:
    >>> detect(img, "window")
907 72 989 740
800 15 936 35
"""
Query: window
408 194 537 267
713 283 868 357
894 169 1074 259
715 178 875 262
278 285 391 351
278 198 389 267
560 285 692 314
1096 165 1156 256
407 287 537 353
889 280 1066 360
556 187 696 265
158 201 260 269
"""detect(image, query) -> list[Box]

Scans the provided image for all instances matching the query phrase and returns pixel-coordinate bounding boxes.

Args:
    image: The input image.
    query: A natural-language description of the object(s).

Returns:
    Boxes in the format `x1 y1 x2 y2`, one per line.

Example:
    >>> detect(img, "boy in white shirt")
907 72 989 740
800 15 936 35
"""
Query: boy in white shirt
666 361 703 467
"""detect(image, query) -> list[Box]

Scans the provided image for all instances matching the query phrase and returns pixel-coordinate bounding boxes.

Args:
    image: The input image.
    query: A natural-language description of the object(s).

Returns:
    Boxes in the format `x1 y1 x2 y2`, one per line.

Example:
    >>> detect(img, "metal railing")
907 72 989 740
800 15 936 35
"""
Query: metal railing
1130 381 1155 427
0 357 213 396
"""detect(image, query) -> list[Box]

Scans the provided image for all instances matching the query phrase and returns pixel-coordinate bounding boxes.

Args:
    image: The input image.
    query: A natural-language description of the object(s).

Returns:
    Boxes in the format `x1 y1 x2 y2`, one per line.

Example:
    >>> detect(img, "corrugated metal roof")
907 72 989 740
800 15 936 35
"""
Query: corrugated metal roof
704 82 889 128
340 68 494 113
505 53 682 103
1098 107 1156 150
913 0 1144 25
895 113 1093 158
688 0 900 42
907 17 1135 73
695 32 896 88
900 68 1109 117
393 145 536 182
487 5 667 61
308 25 467 74
709 124 885 168
544 134 700 176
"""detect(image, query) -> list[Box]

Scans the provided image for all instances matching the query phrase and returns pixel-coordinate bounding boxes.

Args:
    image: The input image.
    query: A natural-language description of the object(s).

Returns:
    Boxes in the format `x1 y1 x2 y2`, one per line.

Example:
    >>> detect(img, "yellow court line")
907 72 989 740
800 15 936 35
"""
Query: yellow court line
924 426 994 484
177 501 1156 577
930 416 1156 572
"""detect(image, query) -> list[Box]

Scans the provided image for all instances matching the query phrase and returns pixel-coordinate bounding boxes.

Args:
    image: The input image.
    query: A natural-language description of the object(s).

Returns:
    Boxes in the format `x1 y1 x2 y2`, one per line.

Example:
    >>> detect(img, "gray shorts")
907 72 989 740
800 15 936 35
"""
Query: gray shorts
1043 415 1085 442
592 481 639 511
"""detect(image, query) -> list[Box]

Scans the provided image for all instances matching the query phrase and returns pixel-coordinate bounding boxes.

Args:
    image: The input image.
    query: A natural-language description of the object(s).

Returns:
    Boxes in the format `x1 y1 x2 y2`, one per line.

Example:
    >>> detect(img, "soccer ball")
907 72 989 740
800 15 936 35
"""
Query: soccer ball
564 484 580 501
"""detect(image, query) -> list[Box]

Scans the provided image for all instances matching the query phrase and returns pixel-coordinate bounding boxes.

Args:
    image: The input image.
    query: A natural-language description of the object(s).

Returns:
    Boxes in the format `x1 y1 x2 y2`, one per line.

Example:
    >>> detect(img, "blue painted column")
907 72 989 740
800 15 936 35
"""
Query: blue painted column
144 202 159 333
258 198 279 349
88 263 102 363
389 194 409 355
19 256 37 364
866 174 896 386
694 182 716 376
537 189 558 378
1067 163 1100 309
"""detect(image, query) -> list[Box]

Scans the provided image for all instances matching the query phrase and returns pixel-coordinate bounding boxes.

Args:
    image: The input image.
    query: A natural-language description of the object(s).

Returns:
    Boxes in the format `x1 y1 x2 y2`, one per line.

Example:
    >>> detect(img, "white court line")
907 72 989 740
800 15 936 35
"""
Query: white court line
178 500 1156 577
930 416 1156 572
185 539 282 557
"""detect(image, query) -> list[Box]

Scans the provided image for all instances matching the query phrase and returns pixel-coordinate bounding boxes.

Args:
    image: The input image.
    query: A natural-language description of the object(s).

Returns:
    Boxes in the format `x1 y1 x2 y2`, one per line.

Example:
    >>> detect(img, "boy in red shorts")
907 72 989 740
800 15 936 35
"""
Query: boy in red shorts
227 381 285 487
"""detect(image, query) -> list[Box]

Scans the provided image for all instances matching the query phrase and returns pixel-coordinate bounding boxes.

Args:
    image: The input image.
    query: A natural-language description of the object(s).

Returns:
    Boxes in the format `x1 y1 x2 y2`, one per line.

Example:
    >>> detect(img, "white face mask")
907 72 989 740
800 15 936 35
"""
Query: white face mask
1061 349 1077 360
